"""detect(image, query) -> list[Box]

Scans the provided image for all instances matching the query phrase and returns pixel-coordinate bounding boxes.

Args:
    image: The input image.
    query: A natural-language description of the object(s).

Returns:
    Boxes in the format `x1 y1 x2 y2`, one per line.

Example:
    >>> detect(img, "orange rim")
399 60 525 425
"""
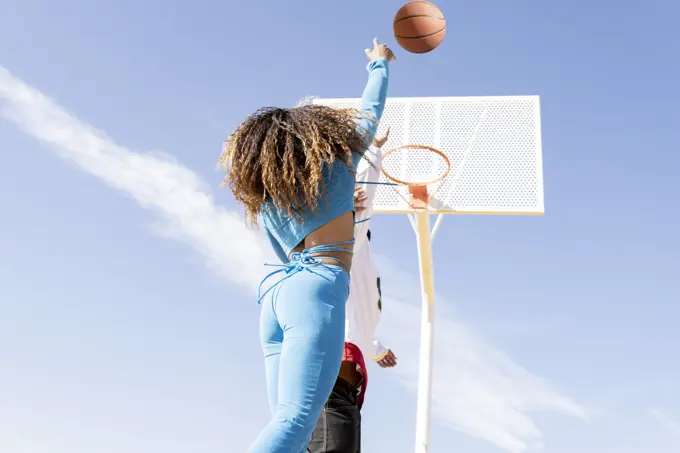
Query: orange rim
380 144 451 187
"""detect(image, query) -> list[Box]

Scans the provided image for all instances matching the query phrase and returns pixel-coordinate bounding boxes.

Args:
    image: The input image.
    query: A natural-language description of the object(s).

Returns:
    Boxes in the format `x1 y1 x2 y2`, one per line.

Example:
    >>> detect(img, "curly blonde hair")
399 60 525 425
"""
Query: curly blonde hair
219 105 369 225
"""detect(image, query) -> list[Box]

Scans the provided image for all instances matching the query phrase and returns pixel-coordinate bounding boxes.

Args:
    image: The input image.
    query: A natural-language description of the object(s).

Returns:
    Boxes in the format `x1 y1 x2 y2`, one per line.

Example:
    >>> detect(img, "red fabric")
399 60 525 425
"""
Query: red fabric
342 341 368 408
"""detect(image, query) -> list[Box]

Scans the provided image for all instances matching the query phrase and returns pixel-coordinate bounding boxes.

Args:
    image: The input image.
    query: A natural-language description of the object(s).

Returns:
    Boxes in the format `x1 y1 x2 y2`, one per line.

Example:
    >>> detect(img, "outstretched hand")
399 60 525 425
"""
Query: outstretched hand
372 126 391 149
377 349 398 368
365 38 396 63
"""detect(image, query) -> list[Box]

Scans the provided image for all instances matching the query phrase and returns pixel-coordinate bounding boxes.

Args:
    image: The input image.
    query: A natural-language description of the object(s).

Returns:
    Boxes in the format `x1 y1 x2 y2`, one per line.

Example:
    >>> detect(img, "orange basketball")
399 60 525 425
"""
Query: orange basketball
393 1 446 54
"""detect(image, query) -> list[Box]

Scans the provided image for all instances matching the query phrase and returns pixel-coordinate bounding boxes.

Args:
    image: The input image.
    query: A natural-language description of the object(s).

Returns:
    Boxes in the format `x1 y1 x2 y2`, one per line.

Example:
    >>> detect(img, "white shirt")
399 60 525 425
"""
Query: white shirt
345 145 389 362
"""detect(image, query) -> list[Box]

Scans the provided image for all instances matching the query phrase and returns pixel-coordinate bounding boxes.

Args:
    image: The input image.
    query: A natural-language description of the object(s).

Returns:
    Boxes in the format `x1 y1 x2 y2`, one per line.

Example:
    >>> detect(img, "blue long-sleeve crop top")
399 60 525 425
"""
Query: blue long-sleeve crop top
260 57 390 263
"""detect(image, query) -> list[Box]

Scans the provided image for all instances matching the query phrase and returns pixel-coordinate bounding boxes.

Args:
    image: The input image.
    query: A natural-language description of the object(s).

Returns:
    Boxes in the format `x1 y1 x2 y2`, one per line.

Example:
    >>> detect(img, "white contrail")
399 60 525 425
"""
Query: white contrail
0 65 586 452
0 66 273 291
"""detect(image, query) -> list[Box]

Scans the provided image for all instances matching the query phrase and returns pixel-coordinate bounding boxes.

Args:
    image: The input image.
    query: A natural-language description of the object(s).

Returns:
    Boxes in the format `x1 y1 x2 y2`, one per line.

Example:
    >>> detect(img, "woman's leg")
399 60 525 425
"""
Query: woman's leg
260 287 283 414
248 268 348 453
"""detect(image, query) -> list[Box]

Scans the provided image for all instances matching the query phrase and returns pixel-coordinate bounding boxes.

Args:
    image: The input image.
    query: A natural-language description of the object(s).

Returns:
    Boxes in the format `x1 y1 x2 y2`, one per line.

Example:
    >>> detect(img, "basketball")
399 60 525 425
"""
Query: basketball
393 1 446 54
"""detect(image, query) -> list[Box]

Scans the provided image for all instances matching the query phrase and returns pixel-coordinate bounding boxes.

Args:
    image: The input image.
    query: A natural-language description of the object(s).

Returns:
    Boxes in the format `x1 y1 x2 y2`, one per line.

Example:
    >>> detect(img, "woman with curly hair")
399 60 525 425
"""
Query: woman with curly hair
220 39 394 453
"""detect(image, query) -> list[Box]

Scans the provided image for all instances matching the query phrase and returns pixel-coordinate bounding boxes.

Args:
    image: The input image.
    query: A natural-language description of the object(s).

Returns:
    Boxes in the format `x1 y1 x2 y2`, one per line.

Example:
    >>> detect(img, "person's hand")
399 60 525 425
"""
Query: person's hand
372 126 391 149
365 38 396 63
377 350 397 368
354 186 368 212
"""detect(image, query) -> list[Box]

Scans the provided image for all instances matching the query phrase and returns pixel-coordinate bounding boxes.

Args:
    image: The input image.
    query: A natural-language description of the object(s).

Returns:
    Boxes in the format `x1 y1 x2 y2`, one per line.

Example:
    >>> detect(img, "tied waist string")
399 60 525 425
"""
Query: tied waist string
257 239 355 304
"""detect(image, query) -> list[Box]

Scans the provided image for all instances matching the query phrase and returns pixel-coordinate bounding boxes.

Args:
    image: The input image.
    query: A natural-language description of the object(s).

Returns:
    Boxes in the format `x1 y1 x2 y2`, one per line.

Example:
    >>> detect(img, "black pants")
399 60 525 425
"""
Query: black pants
307 378 361 453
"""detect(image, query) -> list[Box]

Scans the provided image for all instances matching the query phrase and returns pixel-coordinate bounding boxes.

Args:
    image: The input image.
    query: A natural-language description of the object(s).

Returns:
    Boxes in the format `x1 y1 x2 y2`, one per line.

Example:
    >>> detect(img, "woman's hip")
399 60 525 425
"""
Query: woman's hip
274 266 350 307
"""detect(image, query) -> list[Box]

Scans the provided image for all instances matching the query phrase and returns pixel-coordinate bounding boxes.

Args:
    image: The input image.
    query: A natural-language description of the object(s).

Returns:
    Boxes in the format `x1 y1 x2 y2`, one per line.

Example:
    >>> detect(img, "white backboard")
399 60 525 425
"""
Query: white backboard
313 96 544 215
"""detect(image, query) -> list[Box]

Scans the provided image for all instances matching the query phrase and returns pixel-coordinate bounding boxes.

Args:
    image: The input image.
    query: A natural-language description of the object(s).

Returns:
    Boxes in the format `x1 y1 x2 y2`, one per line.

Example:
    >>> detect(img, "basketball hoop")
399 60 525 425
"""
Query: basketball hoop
316 95 545 453
380 145 451 209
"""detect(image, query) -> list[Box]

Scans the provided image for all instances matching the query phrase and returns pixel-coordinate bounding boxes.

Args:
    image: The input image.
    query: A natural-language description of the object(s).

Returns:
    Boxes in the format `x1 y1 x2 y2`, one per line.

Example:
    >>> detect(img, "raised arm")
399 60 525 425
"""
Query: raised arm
356 39 394 149
357 59 389 144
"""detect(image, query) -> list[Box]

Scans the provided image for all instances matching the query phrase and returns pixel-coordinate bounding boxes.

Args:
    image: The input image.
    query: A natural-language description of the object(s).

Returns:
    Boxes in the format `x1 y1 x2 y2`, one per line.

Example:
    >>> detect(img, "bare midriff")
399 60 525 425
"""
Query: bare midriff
289 211 355 272
290 211 360 389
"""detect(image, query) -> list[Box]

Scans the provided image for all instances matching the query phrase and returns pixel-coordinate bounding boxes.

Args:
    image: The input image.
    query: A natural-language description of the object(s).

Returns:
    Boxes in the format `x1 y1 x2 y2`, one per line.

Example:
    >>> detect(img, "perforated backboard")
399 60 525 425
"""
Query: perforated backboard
313 96 544 215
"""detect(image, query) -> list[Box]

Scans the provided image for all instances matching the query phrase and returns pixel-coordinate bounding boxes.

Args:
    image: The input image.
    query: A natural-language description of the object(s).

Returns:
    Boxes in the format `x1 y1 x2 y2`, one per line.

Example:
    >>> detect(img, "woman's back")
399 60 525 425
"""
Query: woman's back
227 56 390 268
261 154 359 269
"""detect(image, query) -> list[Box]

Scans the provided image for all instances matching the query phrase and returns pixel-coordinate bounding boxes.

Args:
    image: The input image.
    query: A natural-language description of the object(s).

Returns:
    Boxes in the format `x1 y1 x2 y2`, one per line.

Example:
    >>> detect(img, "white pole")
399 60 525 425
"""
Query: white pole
414 211 436 453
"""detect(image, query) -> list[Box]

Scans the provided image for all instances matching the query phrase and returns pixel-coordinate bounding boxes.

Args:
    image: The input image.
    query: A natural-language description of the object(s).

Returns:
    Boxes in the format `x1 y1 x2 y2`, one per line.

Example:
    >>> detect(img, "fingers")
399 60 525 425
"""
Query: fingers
354 186 368 211
366 38 396 62
374 125 392 148
382 351 398 367
366 38 381 58
374 38 395 60
378 358 395 368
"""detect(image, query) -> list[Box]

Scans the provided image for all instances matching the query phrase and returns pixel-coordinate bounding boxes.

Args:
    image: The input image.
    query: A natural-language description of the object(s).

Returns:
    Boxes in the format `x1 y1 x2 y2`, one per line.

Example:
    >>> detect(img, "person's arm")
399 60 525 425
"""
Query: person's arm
353 126 390 244
356 58 390 146
355 38 394 150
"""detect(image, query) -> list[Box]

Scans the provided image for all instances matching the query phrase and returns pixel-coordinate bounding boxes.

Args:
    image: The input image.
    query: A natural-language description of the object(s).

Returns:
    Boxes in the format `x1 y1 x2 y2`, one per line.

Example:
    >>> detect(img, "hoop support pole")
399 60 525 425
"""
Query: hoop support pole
413 211 436 453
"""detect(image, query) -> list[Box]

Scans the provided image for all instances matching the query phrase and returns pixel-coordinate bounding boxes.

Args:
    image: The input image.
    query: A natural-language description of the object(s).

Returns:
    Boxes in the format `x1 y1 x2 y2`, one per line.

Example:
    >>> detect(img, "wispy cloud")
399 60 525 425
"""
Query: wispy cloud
0 66 273 291
0 65 586 453
649 409 680 436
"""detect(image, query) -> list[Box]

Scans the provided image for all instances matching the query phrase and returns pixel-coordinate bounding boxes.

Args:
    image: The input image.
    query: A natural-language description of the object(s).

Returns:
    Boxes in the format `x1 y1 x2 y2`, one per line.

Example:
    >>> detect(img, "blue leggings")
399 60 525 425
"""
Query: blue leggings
248 243 352 453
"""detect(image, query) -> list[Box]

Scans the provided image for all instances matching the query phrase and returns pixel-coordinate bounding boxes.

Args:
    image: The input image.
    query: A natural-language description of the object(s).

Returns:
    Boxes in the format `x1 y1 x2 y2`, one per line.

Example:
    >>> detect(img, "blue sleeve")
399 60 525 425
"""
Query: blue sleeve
263 224 288 263
356 58 390 150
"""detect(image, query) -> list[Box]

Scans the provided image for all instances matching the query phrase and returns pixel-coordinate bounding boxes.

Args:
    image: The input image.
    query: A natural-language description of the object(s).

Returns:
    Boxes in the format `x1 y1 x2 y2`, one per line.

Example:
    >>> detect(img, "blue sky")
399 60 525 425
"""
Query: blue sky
1 1 679 452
